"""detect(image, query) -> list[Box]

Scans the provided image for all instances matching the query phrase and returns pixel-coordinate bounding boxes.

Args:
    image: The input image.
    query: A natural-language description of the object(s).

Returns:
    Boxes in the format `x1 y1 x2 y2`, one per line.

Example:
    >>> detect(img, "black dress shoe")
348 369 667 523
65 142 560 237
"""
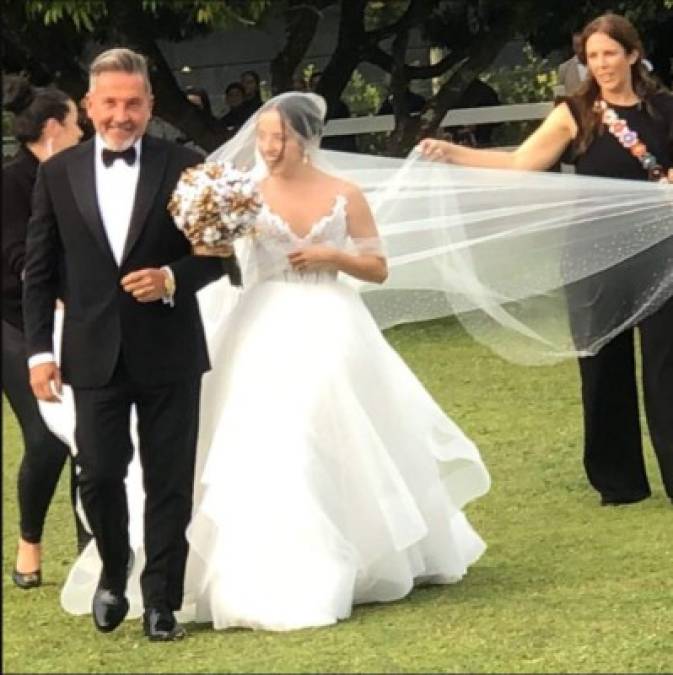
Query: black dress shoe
92 587 129 633
600 493 650 506
11 568 42 589
143 608 186 641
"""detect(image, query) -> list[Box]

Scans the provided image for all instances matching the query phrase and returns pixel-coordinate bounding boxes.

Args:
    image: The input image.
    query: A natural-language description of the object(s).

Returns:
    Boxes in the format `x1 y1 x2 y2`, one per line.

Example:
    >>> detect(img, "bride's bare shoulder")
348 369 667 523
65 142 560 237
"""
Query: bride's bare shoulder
314 170 362 200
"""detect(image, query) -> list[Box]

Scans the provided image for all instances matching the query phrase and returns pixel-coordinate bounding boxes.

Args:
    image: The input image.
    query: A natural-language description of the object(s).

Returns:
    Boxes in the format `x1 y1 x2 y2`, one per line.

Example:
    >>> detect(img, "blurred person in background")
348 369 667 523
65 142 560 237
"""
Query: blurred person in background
2 74 89 590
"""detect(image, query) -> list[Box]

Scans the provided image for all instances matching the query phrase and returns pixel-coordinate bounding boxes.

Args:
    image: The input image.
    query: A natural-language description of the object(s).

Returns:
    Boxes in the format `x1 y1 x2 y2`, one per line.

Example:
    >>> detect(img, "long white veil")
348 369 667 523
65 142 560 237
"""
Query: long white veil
206 91 673 365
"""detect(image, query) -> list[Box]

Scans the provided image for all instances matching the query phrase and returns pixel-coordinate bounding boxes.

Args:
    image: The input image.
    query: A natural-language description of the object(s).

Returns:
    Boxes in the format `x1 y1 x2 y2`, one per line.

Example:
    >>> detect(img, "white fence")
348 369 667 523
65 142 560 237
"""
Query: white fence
2 101 554 158
323 101 553 137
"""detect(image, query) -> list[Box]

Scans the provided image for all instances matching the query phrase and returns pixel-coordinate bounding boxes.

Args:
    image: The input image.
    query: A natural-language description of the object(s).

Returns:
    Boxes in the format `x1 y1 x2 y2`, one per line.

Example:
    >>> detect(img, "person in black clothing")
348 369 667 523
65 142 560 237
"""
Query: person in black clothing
2 75 90 590
293 73 308 92
176 87 214 148
419 13 673 507
77 96 96 142
377 88 426 117
240 69 264 117
309 71 358 153
221 81 249 133
184 86 213 117
449 78 502 147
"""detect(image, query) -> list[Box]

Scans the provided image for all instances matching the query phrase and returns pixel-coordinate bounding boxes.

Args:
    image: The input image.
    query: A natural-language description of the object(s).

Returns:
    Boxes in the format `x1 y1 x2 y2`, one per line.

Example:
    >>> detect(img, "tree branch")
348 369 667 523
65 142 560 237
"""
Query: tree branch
269 0 324 93
314 0 368 113
365 45 462 80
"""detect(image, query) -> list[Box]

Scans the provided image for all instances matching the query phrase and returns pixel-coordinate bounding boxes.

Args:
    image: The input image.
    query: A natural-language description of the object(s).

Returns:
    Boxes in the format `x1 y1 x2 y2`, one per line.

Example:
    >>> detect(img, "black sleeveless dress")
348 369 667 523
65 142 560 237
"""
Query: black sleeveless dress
561 93 673 349
564 93 673 179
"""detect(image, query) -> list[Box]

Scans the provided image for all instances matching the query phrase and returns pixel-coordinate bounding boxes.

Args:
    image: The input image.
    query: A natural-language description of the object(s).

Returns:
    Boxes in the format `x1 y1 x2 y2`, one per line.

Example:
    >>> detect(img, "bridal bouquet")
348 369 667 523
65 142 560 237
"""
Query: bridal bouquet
168 161 261 256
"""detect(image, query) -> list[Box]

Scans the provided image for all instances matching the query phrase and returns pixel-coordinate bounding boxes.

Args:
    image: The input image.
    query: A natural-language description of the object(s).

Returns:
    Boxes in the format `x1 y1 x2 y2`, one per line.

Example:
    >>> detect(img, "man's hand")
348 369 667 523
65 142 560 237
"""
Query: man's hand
121 268 169 303
30 362 62 402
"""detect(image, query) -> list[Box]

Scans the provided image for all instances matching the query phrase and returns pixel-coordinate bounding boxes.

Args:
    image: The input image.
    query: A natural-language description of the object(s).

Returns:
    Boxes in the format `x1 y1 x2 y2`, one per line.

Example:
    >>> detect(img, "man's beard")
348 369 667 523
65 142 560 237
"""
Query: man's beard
101 126 139 151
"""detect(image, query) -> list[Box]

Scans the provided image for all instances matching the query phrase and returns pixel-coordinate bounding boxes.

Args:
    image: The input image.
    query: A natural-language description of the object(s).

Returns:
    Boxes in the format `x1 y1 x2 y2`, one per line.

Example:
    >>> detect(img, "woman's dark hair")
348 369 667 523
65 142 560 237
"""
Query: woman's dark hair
225 82 245 97
274 96 324 142
262 95 325 165
570 13 662 155
3 75 72 144
240 70 260 88
241 70 262 105
185 85 212 116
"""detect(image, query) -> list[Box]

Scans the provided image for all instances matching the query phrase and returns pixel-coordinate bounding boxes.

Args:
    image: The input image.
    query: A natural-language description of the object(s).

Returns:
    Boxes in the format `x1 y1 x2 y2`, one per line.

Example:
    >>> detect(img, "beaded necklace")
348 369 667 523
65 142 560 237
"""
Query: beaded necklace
593 98 667 182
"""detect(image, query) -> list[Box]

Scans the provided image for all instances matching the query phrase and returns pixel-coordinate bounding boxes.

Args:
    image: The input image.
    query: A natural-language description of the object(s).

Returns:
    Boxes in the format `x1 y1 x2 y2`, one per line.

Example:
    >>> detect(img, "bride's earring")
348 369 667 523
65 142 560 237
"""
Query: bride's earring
302 151 309 165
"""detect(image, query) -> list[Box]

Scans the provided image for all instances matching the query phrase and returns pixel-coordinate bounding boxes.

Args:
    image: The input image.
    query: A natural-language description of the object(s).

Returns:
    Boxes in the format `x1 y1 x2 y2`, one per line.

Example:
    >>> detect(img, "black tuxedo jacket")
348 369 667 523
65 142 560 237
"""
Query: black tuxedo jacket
22 135 240 388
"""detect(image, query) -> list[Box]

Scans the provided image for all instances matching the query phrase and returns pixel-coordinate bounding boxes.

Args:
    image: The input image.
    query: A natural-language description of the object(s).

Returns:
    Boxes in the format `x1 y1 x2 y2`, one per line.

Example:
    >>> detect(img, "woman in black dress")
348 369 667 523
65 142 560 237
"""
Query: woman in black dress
418 13 673 506
3 75 88 588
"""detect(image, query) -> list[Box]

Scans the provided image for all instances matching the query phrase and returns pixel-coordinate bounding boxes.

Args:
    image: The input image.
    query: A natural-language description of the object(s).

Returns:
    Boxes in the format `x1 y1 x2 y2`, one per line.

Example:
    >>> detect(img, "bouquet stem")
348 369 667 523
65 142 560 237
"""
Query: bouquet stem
192 243 235 257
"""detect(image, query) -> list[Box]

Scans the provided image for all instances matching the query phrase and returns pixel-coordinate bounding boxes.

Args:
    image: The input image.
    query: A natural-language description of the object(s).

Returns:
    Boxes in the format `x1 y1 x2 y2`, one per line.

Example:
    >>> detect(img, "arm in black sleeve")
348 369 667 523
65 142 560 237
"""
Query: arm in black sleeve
22 166 61 356
169 252 241 301
2 167 31 279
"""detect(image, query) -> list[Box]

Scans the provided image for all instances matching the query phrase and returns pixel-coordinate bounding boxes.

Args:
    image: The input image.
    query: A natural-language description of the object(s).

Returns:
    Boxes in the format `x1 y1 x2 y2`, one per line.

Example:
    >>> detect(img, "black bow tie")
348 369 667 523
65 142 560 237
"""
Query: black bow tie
101 146 137 167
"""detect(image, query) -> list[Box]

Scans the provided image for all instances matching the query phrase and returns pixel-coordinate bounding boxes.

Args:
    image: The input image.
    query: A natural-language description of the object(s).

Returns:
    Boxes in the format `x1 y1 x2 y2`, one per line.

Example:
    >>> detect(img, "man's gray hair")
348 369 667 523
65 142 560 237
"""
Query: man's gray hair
89 48 152 92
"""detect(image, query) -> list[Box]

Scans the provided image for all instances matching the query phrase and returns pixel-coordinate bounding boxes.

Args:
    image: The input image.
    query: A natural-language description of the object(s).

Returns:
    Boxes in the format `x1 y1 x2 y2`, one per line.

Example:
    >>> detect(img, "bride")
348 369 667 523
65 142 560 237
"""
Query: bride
47 92 491 632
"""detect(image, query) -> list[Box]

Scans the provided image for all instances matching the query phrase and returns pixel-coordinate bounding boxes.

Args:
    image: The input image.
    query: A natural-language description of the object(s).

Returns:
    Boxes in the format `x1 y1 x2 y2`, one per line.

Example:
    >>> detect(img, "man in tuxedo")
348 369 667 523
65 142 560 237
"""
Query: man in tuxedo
23 48 239 641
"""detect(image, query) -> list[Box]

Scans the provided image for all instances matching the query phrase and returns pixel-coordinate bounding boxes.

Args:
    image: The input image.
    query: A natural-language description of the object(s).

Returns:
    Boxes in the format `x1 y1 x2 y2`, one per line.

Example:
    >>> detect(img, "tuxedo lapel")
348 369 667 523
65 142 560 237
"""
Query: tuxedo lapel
121 136 169 266
67 140 115 261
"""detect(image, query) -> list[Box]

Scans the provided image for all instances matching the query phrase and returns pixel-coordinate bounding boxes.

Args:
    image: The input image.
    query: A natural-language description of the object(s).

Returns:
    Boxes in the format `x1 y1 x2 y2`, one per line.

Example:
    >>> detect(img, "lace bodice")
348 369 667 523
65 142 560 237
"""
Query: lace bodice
248 194 349 284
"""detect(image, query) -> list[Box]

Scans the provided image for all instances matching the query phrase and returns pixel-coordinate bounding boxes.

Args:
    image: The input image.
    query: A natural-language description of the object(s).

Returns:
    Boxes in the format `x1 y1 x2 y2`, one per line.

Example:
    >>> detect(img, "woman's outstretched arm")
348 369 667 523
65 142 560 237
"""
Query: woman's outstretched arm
417 102 577 172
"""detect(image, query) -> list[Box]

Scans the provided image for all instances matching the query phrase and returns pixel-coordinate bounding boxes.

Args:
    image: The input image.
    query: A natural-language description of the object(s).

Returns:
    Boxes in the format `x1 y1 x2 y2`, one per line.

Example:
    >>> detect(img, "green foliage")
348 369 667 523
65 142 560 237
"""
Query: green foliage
483 44 558 105
4 317 672 673
24 0 273 31
26 0 106 30
342 69 385 117
342 70 387 154
302 63 387 153
482 43 559 146
364 0 409 30
2 110 14 136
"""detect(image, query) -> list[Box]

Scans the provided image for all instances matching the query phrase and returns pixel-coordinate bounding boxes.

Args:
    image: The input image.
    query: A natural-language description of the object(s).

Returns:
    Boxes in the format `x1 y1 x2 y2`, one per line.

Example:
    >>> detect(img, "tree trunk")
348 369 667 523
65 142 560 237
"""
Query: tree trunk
315 0 368 115
269 1 323 94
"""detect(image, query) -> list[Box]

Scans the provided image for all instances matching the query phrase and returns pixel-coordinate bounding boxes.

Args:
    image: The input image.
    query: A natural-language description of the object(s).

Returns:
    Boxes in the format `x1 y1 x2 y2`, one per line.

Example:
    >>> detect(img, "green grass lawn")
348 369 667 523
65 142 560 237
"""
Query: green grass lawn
3 317 672 673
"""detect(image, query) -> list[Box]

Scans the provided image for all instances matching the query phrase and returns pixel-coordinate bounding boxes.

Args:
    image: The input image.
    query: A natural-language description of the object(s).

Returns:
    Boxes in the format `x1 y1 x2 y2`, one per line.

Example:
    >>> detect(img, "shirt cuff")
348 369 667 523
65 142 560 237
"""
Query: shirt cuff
160 265 175 307
28 352 55 369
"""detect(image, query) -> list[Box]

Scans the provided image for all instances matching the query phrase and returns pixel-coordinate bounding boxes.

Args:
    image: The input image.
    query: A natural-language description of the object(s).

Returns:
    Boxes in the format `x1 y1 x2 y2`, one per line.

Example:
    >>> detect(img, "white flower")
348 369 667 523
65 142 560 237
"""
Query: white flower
202 226 222 245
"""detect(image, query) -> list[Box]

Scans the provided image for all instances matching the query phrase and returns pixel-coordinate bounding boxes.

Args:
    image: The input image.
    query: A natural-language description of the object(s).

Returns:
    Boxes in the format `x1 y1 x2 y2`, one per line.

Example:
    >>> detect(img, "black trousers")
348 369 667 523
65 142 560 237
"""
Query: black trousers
73 356 201 611
2 320 90 550
576 295 673 501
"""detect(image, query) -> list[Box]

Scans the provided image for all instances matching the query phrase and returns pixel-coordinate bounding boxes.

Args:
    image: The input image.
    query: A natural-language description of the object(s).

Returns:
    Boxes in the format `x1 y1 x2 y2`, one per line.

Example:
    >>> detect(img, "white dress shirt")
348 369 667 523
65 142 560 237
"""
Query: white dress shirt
95 135 142 265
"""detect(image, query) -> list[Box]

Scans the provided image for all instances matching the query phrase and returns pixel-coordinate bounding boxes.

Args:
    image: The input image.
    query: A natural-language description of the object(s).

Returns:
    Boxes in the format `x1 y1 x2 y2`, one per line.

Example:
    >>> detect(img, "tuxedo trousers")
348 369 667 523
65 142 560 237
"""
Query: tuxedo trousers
2 319 89 550
73 355 201 611
574 294 673 501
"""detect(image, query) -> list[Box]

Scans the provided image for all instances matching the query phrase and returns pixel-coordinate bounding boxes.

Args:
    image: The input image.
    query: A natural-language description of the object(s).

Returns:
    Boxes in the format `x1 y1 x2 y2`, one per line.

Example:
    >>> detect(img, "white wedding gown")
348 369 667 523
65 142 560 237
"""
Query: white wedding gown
39 194 490 631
